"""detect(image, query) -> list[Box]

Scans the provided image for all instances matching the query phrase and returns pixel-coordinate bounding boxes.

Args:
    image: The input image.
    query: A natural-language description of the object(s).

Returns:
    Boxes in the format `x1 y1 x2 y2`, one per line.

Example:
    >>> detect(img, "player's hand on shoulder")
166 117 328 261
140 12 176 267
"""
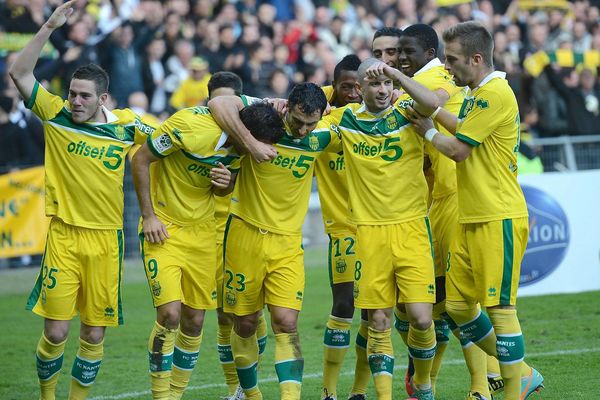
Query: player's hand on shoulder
265 98 288 117
210 162 232 189
142 214 170 244
407 105 434 136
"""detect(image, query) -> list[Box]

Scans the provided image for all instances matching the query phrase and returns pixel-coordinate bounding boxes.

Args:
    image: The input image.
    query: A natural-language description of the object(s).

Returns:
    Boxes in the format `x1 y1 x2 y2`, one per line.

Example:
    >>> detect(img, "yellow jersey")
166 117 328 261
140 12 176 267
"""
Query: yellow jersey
231 122 340 235
321 85 335 103
327 103 428 225
397 59 464 200
26 81 153 229
147 106 240 226
214 193 232 244
455 71 528 223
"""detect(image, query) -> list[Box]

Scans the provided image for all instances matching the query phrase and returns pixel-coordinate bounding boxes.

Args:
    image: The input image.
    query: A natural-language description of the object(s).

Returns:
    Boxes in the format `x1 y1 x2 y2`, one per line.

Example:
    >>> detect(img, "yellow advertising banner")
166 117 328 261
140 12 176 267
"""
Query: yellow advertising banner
0 166 49 258
436 0 471 6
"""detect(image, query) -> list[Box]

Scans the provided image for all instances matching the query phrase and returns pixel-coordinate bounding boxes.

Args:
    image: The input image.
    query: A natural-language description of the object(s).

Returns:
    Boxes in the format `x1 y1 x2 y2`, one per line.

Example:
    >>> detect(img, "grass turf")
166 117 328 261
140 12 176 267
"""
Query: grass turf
1 247 599 399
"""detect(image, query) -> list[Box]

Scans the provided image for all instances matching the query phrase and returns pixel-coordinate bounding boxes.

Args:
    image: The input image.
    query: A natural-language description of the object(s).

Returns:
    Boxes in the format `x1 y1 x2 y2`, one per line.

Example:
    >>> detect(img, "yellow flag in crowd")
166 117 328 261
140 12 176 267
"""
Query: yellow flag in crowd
524 50 600 77
0 166 50 258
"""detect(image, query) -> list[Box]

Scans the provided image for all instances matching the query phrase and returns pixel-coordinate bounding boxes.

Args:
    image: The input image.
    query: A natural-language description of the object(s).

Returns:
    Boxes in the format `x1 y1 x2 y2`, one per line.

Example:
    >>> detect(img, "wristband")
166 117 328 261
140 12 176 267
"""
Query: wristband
430 106 442 119
424 128 438 142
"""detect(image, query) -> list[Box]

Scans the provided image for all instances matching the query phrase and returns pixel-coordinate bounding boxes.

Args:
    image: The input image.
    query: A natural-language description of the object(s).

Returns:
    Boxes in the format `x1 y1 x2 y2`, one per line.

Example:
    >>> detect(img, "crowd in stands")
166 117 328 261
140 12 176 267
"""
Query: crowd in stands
0 0 599 172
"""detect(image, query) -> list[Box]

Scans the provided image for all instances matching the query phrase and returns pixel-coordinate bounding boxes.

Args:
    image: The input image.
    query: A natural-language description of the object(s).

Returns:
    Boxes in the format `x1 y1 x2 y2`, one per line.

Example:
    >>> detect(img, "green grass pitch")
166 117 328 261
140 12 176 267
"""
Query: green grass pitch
1 247 599 399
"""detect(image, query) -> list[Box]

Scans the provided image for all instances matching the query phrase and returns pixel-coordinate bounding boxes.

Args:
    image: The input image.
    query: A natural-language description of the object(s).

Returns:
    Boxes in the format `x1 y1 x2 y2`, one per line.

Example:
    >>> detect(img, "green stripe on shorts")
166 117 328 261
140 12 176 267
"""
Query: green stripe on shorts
500 219 514 306
327 235 334 287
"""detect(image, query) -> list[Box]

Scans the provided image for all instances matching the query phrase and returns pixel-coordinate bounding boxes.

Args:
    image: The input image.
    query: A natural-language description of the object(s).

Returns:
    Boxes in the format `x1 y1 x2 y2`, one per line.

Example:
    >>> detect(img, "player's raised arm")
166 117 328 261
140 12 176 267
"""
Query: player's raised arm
207 95 277 163
131 144 169 244
9 0 76 102
364 60 439 115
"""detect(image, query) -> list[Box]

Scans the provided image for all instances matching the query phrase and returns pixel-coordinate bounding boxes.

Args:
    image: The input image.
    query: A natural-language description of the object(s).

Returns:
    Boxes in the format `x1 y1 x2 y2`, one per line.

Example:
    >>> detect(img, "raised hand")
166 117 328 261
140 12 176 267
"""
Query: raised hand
45 0 76 30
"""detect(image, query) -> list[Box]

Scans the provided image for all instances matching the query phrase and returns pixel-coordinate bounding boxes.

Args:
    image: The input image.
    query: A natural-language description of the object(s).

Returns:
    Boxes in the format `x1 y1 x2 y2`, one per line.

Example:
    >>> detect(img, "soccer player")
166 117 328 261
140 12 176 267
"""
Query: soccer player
393 24 495 400
132 96 284 399
9 2 156 399
315 55 371 400
372 27 404 68
208 83 336 400
329 58 439 400
406 22 544 400
207 72 270 400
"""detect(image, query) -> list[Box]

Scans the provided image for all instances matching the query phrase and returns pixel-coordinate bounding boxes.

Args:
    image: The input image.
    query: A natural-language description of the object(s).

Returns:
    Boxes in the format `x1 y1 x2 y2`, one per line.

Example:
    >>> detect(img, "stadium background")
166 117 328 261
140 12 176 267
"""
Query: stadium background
0 0 600 398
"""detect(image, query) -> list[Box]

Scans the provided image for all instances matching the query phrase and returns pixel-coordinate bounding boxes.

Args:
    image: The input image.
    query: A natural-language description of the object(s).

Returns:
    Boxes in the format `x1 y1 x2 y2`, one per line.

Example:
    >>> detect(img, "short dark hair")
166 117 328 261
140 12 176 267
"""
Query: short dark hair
373 27 403 40
402 24 439 55
72 64 109 95
287 82 327 116
443 21 494 67
333 54 361 82
208 72 243 97
240 102 285 144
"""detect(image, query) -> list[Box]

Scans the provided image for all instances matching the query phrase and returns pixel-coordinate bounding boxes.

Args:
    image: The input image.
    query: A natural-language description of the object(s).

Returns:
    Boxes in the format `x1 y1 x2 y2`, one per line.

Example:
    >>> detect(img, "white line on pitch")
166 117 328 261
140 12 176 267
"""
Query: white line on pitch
90 346 600 399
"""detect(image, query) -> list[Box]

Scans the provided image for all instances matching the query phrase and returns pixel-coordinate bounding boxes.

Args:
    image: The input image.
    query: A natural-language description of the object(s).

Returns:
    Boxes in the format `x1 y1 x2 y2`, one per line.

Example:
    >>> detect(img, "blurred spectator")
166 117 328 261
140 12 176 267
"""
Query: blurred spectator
128 91 161 128
262 68 291 98
241 41 276 96
164 39 195 96
531 69 569 137
544 64 600 135
169 57 212 110
0 0 45 34
107 20 159 108
142 36 168 115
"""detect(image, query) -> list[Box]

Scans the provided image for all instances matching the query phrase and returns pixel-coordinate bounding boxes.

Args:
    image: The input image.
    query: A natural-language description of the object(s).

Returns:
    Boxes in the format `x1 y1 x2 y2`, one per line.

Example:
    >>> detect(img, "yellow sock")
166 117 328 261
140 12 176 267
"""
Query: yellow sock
487 354 501 377
322 315 352 398
217 322 239 395
68 338 103 400
170 330 202 399
148 321 176 399
256 313 268 363
393 307 409 346
430 319 450 393
37 333 66 400
408 323 436 389
350 319 370 395
231 331 261 399
275 332 303 400
446 301 497 356
367 327 393 400
488 309 525 400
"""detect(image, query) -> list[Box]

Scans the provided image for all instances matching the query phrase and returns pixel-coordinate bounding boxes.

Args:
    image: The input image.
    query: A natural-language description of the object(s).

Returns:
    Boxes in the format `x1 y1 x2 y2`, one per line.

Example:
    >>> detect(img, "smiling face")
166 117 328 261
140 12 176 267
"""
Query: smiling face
284 104 323 139
397 35 433 77
359 74 393 113
333 70 361 107
68 79 107 123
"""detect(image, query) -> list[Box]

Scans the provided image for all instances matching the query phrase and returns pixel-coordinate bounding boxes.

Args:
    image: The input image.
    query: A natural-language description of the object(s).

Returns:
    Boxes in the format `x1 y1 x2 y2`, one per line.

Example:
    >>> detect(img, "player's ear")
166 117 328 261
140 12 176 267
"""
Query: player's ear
98 93 109 105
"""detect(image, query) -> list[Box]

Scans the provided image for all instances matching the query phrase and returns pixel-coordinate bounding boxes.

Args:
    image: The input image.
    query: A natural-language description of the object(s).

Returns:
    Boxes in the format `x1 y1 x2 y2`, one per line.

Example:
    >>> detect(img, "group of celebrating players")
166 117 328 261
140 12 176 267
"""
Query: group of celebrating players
9 1 546 400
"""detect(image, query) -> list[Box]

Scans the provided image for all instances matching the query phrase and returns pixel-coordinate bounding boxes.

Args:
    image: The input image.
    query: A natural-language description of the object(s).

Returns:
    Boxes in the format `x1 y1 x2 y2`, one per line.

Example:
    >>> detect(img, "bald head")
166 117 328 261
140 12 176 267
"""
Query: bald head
357 58 382 82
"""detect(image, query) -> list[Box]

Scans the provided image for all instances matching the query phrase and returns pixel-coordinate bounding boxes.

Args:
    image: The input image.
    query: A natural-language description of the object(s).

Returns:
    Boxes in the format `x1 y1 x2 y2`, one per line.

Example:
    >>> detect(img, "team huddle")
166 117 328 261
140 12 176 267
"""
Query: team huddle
10 1 546 400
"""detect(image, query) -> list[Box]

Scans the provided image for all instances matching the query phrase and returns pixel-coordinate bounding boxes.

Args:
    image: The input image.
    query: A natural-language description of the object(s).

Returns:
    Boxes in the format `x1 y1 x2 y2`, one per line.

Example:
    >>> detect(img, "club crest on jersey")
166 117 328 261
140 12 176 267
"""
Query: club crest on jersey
309 135 320 151
226 290 236 306
458 98 475 119
151 280 161 297
335 258 347 274
114 125 126 140
386 115 398 130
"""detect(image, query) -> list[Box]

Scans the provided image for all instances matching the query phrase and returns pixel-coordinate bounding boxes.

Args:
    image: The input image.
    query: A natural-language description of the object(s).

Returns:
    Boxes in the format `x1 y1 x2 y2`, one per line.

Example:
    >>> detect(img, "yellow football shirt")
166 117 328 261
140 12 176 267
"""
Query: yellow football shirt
26 81 154 229
231 121 340 235
396 59 464 200
147 106 240 226
214 193 232 244
455 72 528 223
321 85 335 103
327 103 428 225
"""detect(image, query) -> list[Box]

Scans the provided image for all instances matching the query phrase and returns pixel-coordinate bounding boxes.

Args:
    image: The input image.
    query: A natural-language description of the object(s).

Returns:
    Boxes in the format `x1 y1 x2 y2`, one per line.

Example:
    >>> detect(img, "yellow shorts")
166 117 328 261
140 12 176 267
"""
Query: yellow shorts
222 216 305 316
139 219 217 310
354 218 436 309
429 192 458 278
216 241 225 309
327 229 358 286
446 218 528 307
26 217 124 327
